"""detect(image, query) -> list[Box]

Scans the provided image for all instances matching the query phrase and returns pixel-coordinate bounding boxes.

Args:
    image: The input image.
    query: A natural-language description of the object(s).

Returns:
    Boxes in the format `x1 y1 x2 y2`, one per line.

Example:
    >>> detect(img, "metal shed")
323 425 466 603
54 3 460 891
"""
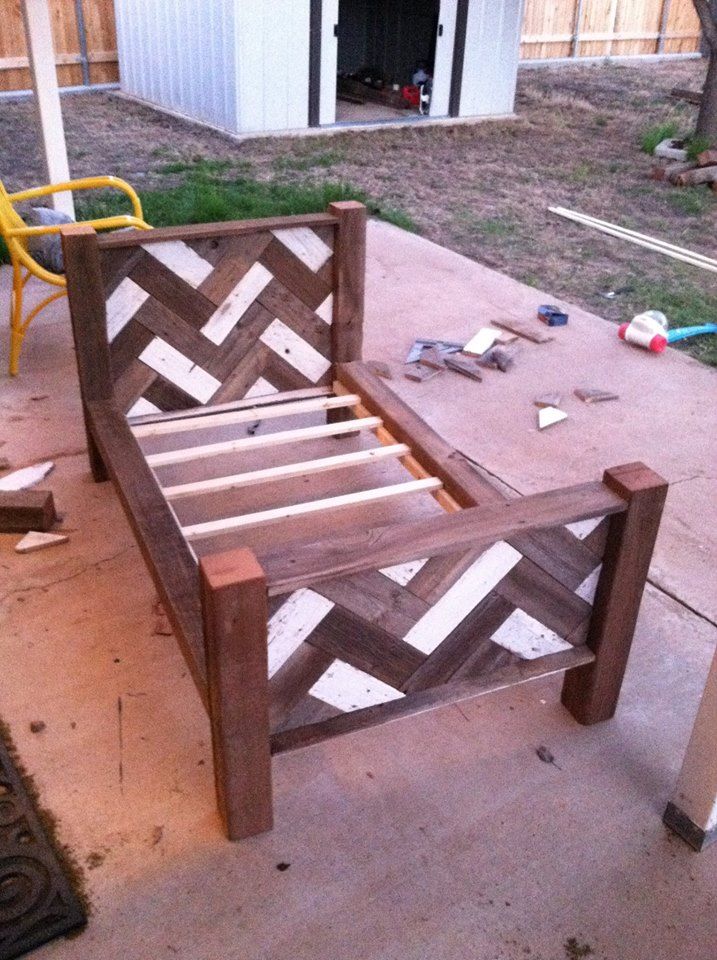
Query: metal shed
114 0 524 136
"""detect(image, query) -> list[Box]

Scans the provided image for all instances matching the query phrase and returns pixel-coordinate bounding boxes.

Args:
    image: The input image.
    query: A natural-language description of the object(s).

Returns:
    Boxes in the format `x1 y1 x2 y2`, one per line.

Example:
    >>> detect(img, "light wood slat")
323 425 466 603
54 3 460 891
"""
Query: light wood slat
270 647 596 754
162 444 410 501
181 478 443 542
334 382 462 515
132 393 361 438
146 416 382 468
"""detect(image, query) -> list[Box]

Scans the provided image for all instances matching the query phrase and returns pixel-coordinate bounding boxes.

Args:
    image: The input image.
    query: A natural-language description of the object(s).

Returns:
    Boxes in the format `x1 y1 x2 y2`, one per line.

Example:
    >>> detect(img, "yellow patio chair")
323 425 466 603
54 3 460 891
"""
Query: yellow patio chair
0 176 151 375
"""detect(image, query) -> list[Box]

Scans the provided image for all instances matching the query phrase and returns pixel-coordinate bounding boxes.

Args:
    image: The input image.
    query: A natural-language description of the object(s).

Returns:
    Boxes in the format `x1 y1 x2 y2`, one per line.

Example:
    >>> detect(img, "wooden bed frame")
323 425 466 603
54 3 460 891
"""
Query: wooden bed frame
61 203 667 841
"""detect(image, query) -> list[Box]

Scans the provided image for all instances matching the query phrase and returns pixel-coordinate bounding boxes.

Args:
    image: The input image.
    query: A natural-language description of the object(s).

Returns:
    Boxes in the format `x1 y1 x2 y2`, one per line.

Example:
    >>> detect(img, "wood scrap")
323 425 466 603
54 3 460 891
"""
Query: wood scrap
15 530 69 554
492 317 553 344
444 354 483 381
670 87 702 106
574 388 619 404
674 165 717 187
538 407 567 430
534 393 562 409
0 490 57 533
478 345 518 372
463 328 501 356
367 360 392 380
0 461 55 492
404 365 442 383
697 149 717 167
418 347 447 369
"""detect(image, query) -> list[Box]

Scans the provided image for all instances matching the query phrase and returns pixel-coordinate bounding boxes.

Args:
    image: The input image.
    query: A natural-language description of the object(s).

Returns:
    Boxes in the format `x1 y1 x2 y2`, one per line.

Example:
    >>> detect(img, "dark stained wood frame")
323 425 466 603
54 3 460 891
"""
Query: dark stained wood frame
61 205 668 841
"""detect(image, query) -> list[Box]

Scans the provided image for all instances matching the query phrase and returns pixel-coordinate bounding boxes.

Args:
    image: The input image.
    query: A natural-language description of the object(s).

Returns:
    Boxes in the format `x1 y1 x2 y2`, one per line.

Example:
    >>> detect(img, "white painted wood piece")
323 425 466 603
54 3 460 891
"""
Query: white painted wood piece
127 397 162 418
267 588 334 678
15 530 69 554
201 262 273 345
402 542 522 655
272 227 332 271
142 241 213 288
668 646 717 837
21 0 73 216
244 378 278 399
315 294 333 325
181 477 443 541
380 558 429 586
259 318 331 382
575 565 601 603
538 406 568 430
106 278 150 341
491 609 571 660
463 328 501 356
310 660 405 711
146 416 382 468
132 393 360 438
162 444 410 501
138 339 221 404
0 461 54 491
566 516 603 540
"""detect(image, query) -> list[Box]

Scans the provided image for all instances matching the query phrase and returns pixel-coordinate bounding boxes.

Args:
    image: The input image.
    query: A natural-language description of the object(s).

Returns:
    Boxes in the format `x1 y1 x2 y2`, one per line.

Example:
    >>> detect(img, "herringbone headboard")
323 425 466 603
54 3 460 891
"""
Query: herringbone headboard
63 202 366 417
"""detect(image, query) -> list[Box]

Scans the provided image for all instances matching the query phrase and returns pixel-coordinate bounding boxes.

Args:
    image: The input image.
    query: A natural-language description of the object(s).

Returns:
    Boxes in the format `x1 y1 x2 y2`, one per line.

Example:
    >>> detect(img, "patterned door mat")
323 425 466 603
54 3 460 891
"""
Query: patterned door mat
0 732 86 959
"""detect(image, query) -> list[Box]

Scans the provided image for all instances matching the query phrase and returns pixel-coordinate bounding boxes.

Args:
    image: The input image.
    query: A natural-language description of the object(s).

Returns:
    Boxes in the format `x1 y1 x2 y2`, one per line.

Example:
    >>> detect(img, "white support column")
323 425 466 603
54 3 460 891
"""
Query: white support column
21 0 75 217
664 646 717 851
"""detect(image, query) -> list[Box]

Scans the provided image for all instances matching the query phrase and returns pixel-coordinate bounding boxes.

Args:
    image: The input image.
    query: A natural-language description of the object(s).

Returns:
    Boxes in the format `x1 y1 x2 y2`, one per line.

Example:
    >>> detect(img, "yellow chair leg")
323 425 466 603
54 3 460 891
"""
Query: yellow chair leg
8 262 67 376
9 261 25 377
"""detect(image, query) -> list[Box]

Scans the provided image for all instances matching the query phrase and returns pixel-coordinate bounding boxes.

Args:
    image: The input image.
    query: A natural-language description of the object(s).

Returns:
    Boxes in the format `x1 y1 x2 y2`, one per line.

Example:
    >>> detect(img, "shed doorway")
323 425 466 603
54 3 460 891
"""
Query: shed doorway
316 0 459 127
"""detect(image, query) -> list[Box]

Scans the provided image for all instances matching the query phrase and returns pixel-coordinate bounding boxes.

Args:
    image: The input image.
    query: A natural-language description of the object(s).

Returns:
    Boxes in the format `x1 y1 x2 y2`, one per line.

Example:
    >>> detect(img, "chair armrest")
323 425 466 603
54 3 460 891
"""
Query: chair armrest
8 175 146 223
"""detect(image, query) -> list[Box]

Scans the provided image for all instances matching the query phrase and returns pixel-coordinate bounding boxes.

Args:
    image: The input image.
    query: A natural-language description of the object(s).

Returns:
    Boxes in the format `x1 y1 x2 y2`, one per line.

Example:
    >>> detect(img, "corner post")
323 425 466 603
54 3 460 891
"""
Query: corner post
327 201 366 425
61 224 113 481
200 548 273 840
561 462 668 724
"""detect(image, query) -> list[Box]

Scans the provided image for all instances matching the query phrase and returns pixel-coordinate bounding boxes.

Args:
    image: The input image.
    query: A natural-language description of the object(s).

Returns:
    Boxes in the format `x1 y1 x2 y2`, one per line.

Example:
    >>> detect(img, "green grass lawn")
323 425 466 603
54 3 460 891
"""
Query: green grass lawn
1 169 416 266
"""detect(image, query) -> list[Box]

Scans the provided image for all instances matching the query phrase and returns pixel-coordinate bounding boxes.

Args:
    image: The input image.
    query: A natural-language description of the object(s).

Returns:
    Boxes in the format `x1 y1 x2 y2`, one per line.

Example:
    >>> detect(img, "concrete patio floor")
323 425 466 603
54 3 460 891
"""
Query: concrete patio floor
1 221 716 960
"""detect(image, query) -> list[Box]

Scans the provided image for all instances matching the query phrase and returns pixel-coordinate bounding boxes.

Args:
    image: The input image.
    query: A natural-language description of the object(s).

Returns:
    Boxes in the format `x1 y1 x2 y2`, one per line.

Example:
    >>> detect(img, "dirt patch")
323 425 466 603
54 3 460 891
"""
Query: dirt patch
1 58 715 363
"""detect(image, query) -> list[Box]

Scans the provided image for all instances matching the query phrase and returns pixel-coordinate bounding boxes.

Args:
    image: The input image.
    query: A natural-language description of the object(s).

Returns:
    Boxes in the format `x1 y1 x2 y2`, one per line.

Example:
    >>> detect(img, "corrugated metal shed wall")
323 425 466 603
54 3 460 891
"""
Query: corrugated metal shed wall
115 0 239 132
460 0 524 117
235 0 311 133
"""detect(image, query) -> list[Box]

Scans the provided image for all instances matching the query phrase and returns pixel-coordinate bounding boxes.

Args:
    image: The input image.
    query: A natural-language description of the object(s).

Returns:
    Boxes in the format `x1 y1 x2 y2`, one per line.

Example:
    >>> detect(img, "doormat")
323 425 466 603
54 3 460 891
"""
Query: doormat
0 727 86 959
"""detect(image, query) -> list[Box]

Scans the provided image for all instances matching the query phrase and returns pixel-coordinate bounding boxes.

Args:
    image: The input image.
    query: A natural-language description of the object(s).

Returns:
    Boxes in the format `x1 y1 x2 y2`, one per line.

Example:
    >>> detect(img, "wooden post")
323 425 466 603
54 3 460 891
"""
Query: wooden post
664 646 717 851
562 463 668 724
21 0 75 217
61 225 112 481
200 548 273 840
327 201 365 425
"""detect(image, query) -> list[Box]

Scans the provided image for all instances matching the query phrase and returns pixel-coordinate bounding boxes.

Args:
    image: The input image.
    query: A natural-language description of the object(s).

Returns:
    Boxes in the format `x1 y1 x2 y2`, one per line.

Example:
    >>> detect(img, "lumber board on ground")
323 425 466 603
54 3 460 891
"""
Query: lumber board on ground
0 489 57 532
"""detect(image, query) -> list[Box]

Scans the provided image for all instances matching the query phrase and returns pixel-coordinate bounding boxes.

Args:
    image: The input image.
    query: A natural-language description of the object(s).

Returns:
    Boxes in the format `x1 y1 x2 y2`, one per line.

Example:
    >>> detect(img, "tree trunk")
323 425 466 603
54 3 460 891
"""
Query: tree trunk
696 47 717 142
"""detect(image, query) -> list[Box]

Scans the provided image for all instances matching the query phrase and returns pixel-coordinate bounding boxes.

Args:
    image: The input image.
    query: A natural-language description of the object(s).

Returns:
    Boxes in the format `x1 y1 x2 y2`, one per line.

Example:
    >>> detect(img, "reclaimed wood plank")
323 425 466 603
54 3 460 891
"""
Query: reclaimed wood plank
271 647 596 754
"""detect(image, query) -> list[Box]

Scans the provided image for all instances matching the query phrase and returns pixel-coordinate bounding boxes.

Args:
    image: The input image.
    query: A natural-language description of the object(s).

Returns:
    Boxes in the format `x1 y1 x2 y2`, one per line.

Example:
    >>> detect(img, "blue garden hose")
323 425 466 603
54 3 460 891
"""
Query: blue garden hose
667 324 717 344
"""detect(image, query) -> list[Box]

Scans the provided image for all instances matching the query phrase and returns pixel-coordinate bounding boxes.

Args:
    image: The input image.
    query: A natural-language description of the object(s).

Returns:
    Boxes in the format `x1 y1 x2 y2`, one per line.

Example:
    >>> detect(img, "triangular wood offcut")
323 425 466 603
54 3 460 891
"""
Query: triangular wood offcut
15 531 69 554
538 406 568 430
534 393 562 408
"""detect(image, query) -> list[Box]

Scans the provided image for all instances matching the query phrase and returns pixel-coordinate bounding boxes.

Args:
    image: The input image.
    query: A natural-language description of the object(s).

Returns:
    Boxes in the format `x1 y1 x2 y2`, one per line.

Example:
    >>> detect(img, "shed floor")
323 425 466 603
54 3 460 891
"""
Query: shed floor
1 221 716 960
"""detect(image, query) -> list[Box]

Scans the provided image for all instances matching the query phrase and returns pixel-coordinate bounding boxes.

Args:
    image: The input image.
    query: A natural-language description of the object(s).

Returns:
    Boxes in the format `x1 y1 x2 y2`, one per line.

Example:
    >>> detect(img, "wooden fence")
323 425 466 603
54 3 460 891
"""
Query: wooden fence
0 0 118 92
0 0 703 94
521 0 702 60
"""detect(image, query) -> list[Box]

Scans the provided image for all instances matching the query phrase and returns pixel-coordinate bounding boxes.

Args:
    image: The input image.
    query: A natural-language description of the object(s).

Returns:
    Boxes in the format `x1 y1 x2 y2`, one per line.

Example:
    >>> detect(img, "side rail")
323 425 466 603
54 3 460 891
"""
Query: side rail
199 464 667 838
